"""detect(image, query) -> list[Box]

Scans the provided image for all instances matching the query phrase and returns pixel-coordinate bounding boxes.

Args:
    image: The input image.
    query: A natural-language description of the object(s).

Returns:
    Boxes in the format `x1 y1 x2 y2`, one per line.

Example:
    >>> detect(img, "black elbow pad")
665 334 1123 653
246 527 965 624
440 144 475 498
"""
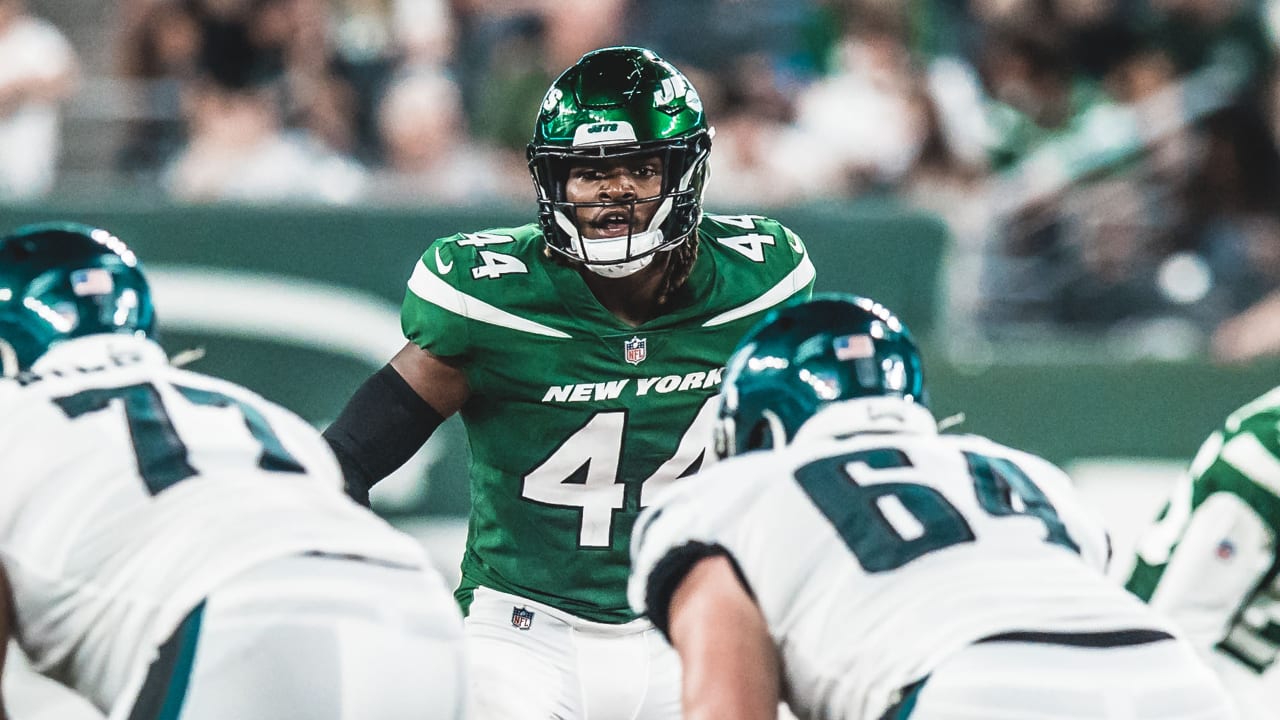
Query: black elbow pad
324 364 446 505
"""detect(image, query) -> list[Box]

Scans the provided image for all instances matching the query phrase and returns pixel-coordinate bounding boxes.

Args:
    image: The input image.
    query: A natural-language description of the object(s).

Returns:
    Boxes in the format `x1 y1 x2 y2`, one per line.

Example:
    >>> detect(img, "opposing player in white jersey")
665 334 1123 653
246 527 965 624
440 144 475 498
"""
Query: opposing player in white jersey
1125 385 1280 720
629 294 1237 720
0 223 467 720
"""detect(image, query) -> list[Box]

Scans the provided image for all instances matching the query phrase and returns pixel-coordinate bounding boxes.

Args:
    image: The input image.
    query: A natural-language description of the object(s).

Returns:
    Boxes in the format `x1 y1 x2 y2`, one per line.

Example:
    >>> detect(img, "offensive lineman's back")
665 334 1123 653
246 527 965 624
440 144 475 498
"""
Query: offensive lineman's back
0 336 434 709
0 223 466 720
630 295 1236 720
635 414 1179 718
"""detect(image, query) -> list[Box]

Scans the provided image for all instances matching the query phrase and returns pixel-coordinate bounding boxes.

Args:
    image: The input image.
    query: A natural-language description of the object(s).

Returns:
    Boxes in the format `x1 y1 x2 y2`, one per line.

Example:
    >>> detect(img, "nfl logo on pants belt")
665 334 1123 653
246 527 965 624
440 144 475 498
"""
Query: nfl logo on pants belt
511 606 535 630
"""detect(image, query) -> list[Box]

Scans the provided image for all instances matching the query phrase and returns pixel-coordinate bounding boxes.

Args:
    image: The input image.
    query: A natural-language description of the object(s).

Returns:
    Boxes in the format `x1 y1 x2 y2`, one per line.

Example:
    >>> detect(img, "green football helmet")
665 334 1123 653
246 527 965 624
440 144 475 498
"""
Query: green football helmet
527 46 712 276
714 294 926 459
0 222 155 377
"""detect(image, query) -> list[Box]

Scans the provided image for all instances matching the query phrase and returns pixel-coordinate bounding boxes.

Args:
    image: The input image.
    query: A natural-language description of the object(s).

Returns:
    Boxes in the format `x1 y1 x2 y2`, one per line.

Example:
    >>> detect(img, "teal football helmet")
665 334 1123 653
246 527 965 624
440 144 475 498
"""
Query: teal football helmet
0 222 155 377
714 294 926 459
528 46 712 274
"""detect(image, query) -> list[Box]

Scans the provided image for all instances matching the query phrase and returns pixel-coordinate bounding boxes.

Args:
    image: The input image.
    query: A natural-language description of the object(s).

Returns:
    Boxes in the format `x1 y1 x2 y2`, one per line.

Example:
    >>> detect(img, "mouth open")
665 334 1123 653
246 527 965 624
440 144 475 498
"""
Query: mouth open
587 208 636 239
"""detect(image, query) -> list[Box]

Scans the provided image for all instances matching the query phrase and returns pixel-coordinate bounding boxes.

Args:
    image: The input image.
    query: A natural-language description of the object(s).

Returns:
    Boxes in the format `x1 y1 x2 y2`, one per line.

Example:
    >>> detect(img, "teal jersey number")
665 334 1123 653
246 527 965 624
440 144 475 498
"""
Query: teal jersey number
795 447 1077 571
53 382 304 494
965 451 1079 552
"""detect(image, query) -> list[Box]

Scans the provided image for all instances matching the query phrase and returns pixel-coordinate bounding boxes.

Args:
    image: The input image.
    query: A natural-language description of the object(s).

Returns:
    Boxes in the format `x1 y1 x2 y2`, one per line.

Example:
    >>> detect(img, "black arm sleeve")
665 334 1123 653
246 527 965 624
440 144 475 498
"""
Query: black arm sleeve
323 364 445 506
645 541 754 642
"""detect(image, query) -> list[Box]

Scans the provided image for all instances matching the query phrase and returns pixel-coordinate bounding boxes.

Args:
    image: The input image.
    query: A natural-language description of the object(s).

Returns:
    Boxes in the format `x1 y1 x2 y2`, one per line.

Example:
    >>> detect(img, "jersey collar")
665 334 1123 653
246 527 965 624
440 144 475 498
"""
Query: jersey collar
30 334 169 375
792 397 939 445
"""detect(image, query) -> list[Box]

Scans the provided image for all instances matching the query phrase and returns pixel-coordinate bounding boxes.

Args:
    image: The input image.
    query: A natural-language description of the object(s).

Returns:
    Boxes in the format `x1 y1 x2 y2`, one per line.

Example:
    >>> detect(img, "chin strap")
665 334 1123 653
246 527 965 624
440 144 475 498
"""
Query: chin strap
582 253 655 278
553 202 671 276
793 398 940 445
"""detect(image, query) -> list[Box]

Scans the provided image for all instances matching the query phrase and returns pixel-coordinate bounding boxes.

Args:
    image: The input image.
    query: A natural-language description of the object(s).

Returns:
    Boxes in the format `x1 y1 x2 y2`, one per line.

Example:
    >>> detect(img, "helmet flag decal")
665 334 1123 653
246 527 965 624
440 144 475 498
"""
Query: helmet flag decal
833 334 875 360
0 222 156 373
70 268 115 296
714 294 927 459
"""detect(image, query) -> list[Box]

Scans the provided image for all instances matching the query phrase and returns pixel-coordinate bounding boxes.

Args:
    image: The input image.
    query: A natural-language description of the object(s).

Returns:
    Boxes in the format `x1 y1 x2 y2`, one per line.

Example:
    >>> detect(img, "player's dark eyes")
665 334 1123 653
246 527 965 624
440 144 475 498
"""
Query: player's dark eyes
569 164 658 181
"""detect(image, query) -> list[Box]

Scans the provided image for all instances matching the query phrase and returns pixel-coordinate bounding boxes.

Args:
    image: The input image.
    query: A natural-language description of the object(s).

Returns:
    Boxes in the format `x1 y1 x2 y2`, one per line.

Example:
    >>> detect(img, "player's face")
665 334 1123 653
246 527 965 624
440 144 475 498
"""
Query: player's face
564 154 665 239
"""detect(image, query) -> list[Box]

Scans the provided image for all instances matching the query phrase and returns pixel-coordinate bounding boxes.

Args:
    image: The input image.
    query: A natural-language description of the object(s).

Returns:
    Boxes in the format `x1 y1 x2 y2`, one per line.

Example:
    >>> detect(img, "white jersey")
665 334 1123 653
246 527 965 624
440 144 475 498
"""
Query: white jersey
630 400 1173 720
0 335 430 713
1125 384 1280 719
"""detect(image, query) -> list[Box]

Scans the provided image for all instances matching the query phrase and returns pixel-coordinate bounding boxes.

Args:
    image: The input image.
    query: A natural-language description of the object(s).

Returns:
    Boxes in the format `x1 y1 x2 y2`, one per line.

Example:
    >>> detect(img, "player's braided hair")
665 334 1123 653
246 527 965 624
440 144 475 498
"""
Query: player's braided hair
656 234 699 306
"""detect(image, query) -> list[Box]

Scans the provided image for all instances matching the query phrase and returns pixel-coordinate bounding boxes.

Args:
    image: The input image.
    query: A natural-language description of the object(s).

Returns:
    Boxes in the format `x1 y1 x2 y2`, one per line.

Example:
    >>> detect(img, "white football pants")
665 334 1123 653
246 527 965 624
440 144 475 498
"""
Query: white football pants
464 586 681 720
110 553 468 720
3 643 106 720
903 634 1238 720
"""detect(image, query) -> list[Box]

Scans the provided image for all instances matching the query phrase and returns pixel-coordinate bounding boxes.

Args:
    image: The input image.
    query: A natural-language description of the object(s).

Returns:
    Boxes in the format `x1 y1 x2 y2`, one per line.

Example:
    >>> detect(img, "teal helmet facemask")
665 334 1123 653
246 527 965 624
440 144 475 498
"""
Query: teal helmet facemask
714 294 926 459
0 222 156 377
528 46 713 278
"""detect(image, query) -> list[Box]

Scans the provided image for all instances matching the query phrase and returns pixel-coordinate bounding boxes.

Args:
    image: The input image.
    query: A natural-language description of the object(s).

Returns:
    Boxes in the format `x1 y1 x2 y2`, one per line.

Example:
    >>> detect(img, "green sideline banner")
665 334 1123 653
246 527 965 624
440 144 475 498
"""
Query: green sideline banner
2 201 1277 518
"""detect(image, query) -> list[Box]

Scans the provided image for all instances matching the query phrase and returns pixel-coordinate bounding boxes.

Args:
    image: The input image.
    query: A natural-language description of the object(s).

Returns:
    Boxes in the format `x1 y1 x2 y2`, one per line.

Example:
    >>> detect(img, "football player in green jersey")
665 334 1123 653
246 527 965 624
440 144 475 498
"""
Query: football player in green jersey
1126 386 1280 720
323 46 815 719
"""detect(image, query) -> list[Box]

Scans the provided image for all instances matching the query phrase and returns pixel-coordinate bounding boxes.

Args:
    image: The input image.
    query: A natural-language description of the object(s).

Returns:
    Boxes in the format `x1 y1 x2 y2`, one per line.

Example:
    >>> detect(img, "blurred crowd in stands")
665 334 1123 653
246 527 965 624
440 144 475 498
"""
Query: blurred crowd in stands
5 0 1280 362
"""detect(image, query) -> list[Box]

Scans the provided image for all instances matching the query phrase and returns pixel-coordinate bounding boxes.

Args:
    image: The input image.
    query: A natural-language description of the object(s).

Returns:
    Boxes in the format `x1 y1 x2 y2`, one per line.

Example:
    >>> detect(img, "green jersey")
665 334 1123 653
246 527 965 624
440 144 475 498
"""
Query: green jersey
400 214 814 622
1126 386 1280 675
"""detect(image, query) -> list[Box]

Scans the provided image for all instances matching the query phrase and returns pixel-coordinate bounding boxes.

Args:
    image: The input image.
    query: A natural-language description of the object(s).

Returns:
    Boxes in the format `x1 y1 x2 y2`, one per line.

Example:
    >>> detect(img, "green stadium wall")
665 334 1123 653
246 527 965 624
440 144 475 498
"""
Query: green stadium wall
3 201 1276 518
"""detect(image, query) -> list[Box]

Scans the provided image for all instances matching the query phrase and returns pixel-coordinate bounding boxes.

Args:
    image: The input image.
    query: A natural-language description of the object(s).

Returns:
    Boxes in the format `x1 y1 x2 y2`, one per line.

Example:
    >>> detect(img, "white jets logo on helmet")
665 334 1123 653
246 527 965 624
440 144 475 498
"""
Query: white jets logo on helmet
573 121 638 147
653 77 687 106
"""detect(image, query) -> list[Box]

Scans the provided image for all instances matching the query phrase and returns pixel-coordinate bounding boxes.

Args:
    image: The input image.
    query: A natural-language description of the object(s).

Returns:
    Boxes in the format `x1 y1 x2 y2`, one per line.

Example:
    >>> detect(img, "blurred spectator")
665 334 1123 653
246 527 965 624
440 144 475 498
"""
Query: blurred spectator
243 0 358 154
1141 0 1272 82
328 0 408 165
540 0 627 72
114 0 358 175
791 5 926 195
907 0 1280 356
366 68 523 204
450 0 621 152
31 0 1280 362
701 58 844 207
1208 68 1280 363
459 10 554 155
193 0 286 89
624 0 822 88
1205 211 1280 363
1053 0 1143 83
0 0 78 200
162 75 367 203
337 0 463 164
903 70 993 339
1053 178 1175 329
393 0 454 67
1212 287 1280 363
115 0 201 176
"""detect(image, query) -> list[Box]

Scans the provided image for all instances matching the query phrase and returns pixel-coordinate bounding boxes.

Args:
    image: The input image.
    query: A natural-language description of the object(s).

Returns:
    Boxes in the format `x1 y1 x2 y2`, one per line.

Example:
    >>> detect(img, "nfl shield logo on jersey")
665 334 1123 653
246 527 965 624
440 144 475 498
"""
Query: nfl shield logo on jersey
511 606 535 630
624 336 647 365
